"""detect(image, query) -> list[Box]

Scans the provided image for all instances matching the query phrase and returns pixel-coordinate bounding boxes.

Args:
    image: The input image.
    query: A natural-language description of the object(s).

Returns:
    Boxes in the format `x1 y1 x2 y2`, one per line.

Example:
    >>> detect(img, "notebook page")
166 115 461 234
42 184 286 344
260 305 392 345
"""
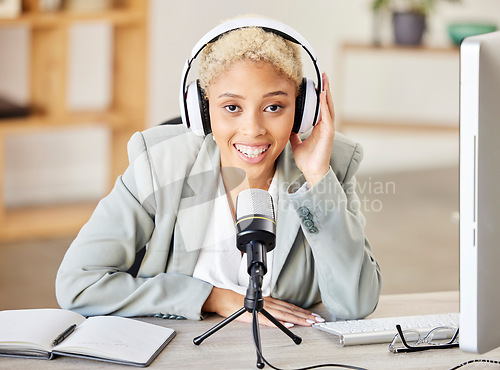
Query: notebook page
54 316 174 364
0 309 86 352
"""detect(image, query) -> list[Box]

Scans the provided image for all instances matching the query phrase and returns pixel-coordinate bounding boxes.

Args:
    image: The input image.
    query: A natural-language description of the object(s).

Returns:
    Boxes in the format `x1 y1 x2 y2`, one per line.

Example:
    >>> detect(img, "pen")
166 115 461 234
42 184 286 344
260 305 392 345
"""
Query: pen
52 324 77 346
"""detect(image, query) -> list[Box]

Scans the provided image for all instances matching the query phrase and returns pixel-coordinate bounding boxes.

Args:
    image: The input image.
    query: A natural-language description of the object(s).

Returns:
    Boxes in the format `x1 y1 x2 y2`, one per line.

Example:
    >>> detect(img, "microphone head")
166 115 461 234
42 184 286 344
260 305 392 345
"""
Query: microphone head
236 188 275 220
235 188 276 256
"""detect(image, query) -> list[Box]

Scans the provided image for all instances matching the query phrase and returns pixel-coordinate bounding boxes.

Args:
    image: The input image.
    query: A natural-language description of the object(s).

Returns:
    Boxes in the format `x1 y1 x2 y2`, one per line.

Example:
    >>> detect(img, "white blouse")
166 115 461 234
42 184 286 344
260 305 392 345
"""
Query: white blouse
192 173 279 297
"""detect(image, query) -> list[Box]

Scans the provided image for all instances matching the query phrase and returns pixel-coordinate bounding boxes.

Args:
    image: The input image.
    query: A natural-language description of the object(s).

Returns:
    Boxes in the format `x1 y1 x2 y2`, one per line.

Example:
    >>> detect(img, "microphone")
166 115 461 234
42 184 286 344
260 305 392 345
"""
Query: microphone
235 188 276 278
194 189 302 349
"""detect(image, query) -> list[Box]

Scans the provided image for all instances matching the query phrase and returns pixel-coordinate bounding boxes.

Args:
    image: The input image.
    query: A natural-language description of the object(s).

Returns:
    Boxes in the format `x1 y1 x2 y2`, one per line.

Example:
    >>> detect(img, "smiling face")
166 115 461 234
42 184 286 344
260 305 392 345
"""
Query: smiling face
207 59 296 189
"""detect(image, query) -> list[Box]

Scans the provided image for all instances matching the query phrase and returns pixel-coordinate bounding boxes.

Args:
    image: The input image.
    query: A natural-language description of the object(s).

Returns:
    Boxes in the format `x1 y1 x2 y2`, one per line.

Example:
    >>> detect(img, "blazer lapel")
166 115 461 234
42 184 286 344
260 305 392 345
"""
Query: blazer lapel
172 139 303 280
272 145 302 288
173 135 220 273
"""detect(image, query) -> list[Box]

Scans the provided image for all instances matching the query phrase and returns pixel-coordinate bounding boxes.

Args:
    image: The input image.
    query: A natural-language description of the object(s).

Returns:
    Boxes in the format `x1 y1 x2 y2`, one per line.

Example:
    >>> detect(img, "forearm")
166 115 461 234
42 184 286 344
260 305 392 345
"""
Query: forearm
56 177 212 320
287 169 382 319
57 266 212 320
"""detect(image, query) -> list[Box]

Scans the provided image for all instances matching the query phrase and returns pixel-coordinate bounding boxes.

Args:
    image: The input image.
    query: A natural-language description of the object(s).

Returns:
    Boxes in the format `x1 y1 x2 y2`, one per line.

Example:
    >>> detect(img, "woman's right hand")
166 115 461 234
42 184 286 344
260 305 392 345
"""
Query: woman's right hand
202 287 325 327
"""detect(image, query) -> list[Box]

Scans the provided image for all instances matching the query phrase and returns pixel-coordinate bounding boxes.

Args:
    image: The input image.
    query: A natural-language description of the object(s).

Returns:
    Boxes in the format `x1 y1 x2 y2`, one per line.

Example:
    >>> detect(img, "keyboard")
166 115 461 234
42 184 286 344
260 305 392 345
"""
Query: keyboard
313 312 459 346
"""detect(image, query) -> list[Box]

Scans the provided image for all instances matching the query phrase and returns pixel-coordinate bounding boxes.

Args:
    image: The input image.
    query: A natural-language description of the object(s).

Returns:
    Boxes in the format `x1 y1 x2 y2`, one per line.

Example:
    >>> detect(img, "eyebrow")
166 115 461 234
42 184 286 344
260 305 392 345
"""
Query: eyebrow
217 93 244 99
217 91 289 99
263 91 289 98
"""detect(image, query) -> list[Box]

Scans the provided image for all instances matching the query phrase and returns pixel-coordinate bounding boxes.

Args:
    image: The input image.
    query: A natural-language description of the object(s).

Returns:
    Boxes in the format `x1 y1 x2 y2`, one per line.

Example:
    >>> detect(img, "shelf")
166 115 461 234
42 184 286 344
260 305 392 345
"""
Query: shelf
0 111 131 134
0 201 98 242
0 0 147 242
0 9 145 28
339 118 459 132
341 42 459 55
337 41 459 130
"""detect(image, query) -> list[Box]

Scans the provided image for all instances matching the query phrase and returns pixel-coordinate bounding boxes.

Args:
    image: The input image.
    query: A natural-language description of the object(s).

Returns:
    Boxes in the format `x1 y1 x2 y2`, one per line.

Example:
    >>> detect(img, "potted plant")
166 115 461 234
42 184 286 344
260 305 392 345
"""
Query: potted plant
371 0 460 45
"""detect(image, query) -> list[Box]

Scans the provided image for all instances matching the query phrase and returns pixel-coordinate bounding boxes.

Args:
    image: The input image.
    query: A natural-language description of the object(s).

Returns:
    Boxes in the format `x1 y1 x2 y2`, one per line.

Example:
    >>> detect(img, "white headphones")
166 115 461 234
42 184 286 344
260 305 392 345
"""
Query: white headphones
179 17 323 137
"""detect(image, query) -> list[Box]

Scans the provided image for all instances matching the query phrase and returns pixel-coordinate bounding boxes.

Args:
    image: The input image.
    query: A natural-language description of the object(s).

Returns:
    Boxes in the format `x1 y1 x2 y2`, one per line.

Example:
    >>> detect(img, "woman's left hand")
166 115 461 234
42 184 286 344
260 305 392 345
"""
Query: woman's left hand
202 287 324 328
289 73 335 188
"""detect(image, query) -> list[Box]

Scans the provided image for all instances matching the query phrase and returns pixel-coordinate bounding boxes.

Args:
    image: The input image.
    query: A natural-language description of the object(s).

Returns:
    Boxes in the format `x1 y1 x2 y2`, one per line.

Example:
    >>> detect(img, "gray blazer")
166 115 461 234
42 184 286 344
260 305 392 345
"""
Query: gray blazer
56 124 381 321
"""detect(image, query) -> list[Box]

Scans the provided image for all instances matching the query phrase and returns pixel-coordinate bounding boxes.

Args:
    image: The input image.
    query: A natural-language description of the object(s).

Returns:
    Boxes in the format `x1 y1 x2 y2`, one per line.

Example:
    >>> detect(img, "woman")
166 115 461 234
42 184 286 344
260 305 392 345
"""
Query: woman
56 18 381 328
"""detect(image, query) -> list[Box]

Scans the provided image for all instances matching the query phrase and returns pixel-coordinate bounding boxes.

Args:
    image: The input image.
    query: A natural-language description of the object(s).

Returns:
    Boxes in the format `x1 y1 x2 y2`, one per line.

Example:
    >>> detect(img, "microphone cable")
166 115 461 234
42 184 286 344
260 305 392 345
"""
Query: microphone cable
251 301 369 370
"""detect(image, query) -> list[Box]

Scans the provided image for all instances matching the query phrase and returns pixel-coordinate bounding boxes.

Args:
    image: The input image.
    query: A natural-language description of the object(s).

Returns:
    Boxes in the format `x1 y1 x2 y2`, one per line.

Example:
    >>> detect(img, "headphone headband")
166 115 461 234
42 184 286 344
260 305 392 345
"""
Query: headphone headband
189 17 319 62
180 17 322 134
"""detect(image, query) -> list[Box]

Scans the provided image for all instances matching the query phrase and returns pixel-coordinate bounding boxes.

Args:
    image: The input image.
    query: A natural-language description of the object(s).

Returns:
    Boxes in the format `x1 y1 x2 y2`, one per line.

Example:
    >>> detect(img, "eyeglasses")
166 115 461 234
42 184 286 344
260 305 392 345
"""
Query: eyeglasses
389 324 460 353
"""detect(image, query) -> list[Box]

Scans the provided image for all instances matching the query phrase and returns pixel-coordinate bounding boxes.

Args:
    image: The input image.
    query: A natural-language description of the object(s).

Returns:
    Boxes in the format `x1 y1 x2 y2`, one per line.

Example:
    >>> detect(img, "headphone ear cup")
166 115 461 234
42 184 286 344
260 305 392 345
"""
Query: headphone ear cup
197 81 212 135
292 78 307 134
294 78 320 134
185 81 211 136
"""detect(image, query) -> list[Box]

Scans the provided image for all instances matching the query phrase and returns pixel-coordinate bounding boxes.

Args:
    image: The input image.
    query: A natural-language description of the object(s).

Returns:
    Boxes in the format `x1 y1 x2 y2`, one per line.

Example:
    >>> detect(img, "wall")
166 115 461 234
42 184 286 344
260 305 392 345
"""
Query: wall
148 0 500 126
0 0 499 206
149 0 382 126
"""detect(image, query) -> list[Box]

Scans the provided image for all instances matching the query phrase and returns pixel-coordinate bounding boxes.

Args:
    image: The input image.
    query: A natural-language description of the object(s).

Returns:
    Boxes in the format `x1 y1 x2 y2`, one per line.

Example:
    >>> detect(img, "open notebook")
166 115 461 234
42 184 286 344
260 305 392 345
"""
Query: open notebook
0 308 175 367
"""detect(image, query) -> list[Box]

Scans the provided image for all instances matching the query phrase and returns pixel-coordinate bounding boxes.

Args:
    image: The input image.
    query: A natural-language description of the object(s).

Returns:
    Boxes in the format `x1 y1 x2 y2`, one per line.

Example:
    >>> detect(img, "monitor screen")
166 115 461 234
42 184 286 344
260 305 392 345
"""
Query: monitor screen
459 30 500 354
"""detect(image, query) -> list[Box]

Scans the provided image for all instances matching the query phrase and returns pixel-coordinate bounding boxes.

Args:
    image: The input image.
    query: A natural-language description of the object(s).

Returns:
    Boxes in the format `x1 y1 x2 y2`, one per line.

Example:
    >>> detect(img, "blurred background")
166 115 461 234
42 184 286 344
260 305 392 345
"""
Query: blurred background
0 0 498 310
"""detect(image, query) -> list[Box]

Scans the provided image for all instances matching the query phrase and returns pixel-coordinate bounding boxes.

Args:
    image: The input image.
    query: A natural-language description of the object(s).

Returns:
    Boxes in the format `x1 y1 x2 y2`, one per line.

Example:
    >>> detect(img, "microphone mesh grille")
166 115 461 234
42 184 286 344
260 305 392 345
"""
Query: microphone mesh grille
236 189 275 220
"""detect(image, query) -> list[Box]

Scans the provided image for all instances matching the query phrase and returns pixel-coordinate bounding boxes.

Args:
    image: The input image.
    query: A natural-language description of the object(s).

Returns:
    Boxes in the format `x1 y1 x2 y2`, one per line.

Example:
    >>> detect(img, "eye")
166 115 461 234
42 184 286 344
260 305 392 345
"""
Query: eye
224 105 241 113
265 104 283 113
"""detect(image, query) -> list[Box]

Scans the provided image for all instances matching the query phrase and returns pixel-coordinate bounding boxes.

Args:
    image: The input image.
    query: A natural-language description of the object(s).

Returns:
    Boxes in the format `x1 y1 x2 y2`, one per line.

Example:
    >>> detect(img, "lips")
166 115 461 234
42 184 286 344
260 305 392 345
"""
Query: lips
234 144 270 158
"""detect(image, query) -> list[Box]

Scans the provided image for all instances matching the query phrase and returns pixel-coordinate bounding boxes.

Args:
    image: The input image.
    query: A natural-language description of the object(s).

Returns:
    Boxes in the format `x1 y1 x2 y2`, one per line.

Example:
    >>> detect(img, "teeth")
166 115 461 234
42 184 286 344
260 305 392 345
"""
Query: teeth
235 144 269 158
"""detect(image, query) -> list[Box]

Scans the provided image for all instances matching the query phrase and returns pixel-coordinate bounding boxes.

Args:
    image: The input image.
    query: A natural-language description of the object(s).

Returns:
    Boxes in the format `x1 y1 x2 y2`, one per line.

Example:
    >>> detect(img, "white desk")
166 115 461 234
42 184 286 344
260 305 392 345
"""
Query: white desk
1 291 499 370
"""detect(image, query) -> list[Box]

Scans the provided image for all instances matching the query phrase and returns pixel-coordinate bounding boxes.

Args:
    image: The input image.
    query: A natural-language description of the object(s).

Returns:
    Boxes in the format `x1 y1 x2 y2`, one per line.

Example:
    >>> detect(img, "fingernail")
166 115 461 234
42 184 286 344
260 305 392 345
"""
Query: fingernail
306 319 316 324
284 322 294 328
312 313 325 322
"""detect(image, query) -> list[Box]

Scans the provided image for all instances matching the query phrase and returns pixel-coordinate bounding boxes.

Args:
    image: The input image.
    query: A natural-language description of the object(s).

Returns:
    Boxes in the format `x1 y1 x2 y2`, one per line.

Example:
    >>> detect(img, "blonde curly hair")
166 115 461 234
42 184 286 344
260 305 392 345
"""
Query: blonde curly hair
198 26 303 96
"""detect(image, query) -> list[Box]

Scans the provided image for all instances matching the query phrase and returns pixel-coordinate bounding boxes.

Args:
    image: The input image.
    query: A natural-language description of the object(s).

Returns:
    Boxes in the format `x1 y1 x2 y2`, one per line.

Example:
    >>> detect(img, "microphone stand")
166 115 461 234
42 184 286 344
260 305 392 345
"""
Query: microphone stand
193 241 302 369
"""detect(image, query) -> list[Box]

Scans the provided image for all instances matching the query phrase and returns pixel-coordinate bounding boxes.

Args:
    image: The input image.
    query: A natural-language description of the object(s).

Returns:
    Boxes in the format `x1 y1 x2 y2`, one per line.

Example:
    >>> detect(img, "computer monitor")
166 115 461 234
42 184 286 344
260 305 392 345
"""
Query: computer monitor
459 30 500 354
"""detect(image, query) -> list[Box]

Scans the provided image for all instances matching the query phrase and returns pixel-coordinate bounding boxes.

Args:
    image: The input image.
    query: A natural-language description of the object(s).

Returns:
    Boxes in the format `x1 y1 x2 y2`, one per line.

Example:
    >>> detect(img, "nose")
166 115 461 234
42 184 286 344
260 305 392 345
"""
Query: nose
240 110 266 137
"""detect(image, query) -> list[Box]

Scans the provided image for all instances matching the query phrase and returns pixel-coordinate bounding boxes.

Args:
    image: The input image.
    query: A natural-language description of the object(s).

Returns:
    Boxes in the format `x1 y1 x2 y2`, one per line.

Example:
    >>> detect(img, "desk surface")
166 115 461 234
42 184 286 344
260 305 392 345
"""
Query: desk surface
1 291 499 370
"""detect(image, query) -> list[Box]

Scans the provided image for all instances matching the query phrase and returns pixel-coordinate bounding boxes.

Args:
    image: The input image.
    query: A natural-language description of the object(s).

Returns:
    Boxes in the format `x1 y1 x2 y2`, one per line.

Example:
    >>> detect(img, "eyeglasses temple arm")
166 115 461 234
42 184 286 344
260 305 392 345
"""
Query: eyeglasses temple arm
395 324 459 353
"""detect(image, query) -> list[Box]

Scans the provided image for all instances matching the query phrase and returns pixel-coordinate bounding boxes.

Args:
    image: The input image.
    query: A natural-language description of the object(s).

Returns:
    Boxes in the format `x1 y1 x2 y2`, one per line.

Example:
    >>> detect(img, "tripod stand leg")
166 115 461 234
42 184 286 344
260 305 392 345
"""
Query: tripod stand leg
193 307 247 345
252 311 265 369
260 308 302 344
